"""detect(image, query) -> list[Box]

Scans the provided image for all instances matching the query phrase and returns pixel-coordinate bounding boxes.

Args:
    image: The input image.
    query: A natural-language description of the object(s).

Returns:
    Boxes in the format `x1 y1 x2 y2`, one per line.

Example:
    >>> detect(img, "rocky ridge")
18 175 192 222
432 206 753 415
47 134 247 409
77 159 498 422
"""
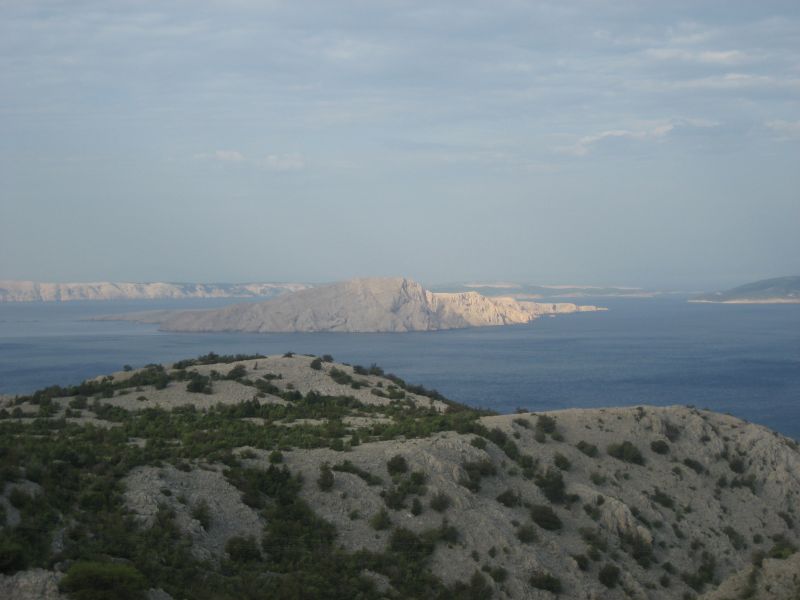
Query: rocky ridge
0 355 798 599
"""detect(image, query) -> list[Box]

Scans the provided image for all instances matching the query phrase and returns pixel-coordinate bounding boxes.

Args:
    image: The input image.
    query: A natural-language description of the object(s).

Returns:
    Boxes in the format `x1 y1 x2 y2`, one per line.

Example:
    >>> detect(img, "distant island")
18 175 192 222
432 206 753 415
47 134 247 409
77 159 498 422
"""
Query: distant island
96 277 606 333
691 276 800 304
431 282 663 299
0 280 309 302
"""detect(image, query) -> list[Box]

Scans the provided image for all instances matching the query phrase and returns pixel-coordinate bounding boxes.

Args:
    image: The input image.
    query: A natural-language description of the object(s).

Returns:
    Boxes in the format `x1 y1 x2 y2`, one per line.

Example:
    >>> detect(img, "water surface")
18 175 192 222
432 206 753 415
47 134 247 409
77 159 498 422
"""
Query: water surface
1 298 798 438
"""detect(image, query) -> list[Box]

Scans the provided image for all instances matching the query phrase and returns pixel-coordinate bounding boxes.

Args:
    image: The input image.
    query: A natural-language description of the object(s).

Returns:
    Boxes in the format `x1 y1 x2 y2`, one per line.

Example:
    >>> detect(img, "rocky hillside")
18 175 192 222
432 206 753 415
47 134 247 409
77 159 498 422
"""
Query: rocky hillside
0 281 309 302
97 277 604 332
1 354 798 599
692 276 800 304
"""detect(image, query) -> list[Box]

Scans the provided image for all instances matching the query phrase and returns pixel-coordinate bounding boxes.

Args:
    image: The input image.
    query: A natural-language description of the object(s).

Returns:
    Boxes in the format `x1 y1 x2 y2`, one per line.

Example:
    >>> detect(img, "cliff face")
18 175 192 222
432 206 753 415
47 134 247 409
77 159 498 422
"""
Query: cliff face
0 281 309 302
137 277 604 333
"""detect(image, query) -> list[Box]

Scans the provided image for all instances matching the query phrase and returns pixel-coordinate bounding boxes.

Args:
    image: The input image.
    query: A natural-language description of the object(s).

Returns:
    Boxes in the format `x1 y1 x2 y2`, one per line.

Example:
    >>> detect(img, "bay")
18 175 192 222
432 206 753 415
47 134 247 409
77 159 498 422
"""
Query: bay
1 297 798 438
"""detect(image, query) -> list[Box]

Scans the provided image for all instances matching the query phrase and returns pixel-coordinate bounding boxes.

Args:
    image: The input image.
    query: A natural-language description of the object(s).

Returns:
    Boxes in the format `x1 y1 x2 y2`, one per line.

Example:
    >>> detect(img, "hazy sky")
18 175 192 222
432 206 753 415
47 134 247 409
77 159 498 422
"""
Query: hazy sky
1 1 799 289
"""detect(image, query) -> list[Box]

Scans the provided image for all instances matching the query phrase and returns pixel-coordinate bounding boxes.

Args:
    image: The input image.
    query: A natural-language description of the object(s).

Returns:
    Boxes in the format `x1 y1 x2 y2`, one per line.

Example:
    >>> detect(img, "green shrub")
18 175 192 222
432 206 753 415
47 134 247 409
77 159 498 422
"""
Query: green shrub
225 535 262 563
370 508 391 530
317 464 334 491
683 458 705 474
650 440 669 454
0 538 26 574
387 454 409 476
651 487 674 509
607 441 645 465
411 498 423 516
225 364 247 380
470 436 487 449
516 524 537 543
554 453 572 471
534 468 566 504
681 551 716 591
529 571 561 593
598 563 620 588
332 460 382 485
430 492 451 512
310 358 323 370
536 415 557 434
459 459 496 492
59 562 146 600
530 504 562 531
496 489 519 507
191 499 211 530
186 375 212 394
576 441 599 457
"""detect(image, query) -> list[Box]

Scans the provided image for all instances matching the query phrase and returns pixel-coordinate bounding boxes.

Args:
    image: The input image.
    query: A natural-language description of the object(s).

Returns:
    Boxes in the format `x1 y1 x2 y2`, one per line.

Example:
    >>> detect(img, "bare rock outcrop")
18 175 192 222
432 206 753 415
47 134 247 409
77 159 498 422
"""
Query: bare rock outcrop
99 277 604 333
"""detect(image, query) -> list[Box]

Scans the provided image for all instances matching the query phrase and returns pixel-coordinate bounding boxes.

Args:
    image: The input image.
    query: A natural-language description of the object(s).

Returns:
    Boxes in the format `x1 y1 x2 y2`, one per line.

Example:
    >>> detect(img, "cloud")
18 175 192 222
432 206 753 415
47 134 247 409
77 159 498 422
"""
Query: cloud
766 120 800 140
259 154 305 171
560 118 720 157
213 150 245 162
644 48 751 65
561 123 674 157
194 150 305 170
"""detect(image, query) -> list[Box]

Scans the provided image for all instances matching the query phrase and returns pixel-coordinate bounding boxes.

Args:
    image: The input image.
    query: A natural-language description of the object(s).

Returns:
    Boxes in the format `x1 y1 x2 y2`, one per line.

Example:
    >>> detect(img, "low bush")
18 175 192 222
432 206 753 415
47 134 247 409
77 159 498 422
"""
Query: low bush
430 492 451 512
59 562 147 600
576 441 599 457
529 571 561 593
650 440 669 454
598 563 620 588
607 441 645 465
530 504 562 531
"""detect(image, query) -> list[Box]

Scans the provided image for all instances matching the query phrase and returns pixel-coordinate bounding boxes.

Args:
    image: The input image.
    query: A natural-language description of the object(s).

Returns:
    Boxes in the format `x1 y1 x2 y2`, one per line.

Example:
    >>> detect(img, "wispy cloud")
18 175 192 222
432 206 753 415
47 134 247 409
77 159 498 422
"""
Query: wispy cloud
644 48 751 65
195 150 305 170
213 150 245 162
561 123 674 157
259 153 305 171
639 73 800 92
766 120 800 140
560 118 719 157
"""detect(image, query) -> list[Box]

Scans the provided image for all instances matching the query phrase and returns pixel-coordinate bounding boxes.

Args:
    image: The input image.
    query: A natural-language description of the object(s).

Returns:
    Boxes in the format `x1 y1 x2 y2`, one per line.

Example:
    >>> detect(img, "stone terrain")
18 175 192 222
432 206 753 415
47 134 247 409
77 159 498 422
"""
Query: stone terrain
1 355 798 599
0 280 309 302
97 277 605 333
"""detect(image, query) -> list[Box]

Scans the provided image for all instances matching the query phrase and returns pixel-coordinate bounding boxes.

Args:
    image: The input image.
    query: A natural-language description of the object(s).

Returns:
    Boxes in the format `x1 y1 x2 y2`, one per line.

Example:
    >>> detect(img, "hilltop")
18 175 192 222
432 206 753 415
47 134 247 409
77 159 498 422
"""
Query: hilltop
0 281 309 303
1 354 799 599
692 276 800 304
96 277 604 333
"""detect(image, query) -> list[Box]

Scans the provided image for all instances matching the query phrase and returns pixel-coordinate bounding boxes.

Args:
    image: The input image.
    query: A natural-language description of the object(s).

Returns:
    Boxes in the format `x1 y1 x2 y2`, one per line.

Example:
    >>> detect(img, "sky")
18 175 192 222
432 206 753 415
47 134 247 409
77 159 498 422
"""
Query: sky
1 0 799 290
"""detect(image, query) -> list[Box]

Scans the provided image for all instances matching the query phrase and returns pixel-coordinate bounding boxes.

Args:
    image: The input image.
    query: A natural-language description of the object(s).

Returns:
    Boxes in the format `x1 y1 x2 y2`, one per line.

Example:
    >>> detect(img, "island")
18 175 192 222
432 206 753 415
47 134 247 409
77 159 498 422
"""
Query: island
0 353 798 599
691 276 800 304
95 277 606 333
0 280 309 302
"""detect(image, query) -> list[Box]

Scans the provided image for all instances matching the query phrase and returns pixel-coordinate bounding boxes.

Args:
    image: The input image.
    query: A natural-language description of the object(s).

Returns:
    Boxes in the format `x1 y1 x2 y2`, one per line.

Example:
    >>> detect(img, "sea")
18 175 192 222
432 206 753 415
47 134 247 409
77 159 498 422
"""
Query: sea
1 297 799 439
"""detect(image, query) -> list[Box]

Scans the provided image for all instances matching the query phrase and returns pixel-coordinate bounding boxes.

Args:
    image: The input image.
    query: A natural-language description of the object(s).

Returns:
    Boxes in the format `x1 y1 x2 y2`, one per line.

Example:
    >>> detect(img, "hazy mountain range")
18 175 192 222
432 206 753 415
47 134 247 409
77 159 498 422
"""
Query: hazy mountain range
0 281 309 302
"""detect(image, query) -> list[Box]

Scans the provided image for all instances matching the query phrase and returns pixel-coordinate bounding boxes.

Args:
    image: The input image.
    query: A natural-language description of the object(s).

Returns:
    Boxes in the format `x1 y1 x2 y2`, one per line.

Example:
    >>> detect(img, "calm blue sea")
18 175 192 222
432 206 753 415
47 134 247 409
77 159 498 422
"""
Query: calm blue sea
1 298 798 438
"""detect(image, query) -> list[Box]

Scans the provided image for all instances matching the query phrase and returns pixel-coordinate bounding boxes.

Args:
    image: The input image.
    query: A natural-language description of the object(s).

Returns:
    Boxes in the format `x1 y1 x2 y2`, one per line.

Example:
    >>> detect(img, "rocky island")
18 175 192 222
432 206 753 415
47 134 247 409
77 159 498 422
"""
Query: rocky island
1 353 799 599
691 276 800 304
96 277 605 333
